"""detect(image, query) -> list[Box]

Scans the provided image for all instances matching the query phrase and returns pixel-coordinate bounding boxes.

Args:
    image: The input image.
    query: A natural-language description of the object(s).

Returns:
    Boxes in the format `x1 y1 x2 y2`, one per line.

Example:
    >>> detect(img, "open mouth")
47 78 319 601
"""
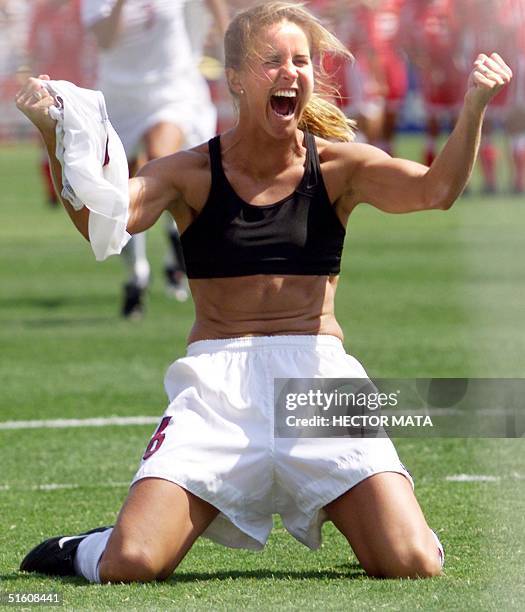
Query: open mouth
270 89 298 118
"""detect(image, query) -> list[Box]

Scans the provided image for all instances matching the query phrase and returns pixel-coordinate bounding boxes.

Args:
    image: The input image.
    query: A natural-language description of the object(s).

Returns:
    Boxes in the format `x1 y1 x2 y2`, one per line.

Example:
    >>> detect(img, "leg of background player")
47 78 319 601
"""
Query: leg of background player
144 122 190 301
121 232 151 318
121 156 150 319
479 119 499 194
510 134 525 193
164 215 190 301
40 151 58 207
424 113 440 167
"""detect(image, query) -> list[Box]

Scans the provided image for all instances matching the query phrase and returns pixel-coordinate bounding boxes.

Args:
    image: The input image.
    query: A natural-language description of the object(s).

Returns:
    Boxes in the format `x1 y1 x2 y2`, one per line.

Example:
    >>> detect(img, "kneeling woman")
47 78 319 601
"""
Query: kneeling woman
16 1 511 582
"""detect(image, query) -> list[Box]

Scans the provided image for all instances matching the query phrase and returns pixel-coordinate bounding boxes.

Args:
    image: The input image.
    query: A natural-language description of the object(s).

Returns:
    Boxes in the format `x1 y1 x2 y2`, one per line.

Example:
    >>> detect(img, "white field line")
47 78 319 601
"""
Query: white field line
0 418 522 490
0 481 129 492
1 409 516 432
0 409 517 430
0 416 159 430
446 474 501 482
1 474 524 494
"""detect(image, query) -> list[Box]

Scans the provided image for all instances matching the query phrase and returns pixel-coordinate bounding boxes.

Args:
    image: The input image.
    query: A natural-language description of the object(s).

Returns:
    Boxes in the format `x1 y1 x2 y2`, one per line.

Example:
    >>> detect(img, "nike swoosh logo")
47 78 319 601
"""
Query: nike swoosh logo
58 535 85 549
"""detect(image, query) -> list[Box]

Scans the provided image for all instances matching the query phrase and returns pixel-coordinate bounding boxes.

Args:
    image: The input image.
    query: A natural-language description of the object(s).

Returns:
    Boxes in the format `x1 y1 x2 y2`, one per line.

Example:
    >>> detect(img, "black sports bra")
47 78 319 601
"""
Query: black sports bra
180 131 346 278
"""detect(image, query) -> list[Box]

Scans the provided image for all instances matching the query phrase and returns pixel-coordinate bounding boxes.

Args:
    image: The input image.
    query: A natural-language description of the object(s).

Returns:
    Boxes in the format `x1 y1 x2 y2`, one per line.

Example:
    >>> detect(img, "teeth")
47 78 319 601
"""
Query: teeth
273 89 297 97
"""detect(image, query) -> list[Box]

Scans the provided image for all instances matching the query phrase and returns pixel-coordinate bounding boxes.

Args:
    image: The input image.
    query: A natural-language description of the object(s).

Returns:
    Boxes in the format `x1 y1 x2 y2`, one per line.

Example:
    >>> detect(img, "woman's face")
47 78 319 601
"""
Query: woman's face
234 20 315 138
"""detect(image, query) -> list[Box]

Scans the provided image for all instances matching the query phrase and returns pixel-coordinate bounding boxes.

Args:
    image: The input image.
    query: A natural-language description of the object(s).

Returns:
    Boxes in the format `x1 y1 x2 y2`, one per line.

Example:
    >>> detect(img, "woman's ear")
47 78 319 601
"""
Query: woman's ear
226 68 244 96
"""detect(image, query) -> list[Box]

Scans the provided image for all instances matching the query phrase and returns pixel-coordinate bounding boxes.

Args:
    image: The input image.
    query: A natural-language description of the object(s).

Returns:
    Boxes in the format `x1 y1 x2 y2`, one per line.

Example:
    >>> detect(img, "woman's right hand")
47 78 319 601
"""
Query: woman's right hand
14 75 57 137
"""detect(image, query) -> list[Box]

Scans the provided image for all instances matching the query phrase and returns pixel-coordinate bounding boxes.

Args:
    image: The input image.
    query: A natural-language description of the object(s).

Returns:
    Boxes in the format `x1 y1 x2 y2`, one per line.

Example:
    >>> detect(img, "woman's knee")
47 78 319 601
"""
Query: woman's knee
145 123 184 159
393 544 441 578
99 543 172 583
365 540 443 579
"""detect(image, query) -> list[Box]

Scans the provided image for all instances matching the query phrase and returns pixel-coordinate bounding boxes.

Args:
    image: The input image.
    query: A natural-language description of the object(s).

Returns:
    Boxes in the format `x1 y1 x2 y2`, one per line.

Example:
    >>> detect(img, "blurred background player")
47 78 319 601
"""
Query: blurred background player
27 0 97 207
463 0 517 194
346 0 409 155
307 0 359 123
185 0 233 131
405 0 466 166
0 0 30 140
184 0 229 63
81 0 224 318
503 0 525 194
296 1 415 154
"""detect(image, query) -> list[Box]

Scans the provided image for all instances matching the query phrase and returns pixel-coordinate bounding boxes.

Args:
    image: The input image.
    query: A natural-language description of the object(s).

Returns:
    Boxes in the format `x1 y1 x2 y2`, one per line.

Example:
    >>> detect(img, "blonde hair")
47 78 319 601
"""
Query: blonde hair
224 1 356 142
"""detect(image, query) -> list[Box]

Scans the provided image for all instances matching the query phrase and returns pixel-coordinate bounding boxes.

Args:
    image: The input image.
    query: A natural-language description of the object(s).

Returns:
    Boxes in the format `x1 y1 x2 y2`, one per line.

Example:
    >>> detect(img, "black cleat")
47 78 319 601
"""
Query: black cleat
20 527 111 577
121 282 146 319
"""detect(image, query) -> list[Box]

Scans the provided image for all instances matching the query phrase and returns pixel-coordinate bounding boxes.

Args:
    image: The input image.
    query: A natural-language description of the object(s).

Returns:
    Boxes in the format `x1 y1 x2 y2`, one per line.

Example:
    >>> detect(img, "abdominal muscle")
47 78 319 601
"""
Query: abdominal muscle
187 274 343 344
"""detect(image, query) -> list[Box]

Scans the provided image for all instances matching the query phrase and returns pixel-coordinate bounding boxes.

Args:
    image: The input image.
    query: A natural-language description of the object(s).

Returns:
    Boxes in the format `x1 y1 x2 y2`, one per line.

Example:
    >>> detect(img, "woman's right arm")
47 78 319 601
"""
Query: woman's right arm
15 76 178 241
15 76 91 238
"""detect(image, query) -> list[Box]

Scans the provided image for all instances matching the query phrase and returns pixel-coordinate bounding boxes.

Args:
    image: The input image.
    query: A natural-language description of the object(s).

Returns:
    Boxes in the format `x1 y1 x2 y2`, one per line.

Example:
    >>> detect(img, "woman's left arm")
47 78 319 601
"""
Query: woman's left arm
345 53 512 213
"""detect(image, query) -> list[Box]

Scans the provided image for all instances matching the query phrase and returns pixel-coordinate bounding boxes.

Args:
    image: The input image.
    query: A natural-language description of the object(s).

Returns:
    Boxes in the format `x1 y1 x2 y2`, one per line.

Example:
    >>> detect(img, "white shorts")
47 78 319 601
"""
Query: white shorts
132 335 412 551
101 76 217 158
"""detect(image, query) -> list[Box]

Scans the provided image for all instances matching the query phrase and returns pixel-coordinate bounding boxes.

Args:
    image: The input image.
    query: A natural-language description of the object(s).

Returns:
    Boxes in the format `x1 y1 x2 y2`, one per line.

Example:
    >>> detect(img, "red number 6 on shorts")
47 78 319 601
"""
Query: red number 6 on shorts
143 416 172 460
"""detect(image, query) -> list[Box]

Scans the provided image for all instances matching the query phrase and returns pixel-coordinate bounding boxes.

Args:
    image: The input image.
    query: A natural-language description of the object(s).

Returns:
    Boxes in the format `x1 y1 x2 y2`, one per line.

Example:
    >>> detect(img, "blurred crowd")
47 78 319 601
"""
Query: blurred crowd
2 0 524 197
312 0 525 195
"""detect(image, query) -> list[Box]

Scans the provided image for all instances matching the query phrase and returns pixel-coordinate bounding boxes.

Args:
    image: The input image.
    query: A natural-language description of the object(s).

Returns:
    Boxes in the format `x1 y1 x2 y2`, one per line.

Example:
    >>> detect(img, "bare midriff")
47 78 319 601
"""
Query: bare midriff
187 274 343 344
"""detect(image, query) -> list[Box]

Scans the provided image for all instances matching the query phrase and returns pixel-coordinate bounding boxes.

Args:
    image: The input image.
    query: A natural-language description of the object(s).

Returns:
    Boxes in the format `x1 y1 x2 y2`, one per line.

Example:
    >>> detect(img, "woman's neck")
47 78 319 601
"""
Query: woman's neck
222 124 305 178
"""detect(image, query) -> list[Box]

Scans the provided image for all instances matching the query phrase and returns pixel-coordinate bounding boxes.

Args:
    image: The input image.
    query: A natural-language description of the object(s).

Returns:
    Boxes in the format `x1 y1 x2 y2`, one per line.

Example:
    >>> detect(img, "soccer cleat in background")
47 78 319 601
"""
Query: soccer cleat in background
121 282 146 319
20 527 111 577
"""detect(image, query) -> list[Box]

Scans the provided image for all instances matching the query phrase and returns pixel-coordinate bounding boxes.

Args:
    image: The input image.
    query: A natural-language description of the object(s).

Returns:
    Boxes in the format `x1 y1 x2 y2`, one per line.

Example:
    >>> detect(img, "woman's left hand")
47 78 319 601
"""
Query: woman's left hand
465 52 513 110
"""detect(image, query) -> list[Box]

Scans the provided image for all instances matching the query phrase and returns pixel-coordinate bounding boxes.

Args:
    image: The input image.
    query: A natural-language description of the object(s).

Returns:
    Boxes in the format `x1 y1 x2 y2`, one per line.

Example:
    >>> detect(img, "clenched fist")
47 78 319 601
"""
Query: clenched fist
465 53 513 110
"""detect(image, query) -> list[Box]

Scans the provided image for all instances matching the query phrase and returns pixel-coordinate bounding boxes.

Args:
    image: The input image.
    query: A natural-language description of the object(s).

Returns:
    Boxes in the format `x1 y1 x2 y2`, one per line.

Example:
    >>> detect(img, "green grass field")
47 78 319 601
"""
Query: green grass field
0 138 524 611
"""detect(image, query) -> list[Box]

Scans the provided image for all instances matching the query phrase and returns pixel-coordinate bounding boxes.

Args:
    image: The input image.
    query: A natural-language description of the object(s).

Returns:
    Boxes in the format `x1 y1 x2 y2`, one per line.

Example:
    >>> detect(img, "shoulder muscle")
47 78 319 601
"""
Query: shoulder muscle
323 141 431 214
128 145 211 234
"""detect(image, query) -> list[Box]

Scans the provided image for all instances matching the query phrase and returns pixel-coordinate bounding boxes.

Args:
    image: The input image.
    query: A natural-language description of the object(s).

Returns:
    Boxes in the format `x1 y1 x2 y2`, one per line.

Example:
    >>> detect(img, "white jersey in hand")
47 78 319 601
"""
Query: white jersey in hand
42 79 131 261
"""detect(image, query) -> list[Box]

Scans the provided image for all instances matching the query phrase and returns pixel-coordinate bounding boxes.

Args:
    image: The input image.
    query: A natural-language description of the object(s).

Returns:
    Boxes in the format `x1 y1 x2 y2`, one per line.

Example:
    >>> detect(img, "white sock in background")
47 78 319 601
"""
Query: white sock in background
73 528 113 583
122 233 150 289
